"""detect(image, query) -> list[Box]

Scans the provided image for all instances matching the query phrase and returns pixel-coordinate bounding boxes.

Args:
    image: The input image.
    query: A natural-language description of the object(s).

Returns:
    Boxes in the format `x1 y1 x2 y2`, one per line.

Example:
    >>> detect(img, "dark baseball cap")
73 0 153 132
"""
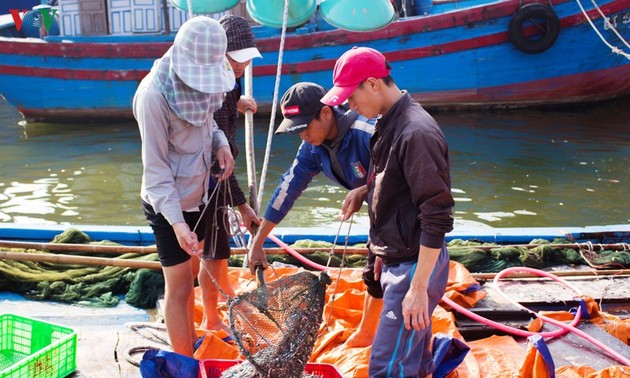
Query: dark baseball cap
275 82 327 134
219 15 262 63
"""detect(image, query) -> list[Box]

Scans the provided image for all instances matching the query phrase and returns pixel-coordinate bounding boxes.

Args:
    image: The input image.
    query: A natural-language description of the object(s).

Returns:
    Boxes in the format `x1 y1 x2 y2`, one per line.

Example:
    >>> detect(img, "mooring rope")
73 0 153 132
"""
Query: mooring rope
256 0 291 207
589 0 630 49
574 0 630 59
124 321 170 367
325 214 355 328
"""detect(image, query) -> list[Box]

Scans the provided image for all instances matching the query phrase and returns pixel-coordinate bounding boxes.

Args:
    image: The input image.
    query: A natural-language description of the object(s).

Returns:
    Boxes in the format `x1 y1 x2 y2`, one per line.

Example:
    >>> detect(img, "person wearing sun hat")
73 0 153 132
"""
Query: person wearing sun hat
246 81 375 276
326 46 455 377
197 14 263 340
132 16 236 357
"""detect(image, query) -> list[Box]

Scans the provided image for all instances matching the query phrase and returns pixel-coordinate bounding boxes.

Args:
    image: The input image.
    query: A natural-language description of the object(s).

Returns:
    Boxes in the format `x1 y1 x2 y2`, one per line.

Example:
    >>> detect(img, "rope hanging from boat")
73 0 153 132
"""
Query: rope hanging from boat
186 0 194 19
256 0 291 207
574 0 630 59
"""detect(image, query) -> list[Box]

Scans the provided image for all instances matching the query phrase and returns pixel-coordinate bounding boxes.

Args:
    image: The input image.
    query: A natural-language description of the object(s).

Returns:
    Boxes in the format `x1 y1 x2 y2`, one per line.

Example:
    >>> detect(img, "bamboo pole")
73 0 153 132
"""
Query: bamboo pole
0 240 366 255
449 242 630 251
1 240 628 256
244 63 259 218
243 63 258 268
0 250 161 270
0 240 157 254
1 249 629 278
472 269 630 280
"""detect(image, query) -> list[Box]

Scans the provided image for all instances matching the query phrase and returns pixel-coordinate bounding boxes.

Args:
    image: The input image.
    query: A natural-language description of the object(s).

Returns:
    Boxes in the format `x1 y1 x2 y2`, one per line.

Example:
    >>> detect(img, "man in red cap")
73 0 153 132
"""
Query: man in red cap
323 46 454 377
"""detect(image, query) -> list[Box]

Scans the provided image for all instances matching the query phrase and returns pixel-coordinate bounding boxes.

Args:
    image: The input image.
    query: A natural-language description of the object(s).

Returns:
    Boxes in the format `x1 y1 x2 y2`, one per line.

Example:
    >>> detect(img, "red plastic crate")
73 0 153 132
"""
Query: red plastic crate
199 359 344 378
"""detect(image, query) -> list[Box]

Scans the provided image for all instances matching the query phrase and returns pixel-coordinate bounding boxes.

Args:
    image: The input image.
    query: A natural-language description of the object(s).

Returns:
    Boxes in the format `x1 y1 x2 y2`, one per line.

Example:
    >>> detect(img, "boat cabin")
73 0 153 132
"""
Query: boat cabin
60 0 240 36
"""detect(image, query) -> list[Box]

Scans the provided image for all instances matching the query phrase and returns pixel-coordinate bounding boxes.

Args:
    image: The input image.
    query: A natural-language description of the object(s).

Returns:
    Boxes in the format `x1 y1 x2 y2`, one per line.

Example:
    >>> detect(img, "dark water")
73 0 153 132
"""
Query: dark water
0 96 628 229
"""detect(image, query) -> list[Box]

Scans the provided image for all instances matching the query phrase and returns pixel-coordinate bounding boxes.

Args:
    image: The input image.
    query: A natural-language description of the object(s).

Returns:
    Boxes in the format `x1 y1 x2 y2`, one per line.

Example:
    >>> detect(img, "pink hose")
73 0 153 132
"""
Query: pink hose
267 233 327 271
492 267 630 366
265 234 630 365
440 295 581 338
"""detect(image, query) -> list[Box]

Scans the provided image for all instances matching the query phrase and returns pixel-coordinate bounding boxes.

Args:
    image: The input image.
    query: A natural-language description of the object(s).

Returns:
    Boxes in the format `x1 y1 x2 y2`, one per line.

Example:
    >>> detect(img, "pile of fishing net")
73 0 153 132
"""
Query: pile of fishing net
229 238 630 273
2 228 629 310
447 237 630 272
0 228 163 308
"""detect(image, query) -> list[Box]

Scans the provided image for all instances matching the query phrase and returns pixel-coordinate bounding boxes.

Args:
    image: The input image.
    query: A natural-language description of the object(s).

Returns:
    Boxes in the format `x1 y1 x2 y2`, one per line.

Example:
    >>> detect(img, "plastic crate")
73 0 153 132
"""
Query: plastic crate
0 314 77 378
199 359 344 378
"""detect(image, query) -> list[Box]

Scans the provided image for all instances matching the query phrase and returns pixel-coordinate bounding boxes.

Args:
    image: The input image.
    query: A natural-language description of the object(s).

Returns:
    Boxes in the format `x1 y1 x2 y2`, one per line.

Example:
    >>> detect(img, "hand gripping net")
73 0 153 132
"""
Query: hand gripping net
227 270 331 377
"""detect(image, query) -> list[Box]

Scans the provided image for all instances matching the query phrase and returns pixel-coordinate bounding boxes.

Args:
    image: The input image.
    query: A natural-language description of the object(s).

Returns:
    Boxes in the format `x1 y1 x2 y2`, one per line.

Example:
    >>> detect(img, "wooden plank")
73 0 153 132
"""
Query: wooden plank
517 323 630 369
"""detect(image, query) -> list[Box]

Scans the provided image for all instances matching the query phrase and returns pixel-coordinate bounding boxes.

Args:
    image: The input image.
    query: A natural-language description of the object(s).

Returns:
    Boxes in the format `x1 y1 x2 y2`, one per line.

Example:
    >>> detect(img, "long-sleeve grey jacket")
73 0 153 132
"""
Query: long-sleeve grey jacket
134 74 229 225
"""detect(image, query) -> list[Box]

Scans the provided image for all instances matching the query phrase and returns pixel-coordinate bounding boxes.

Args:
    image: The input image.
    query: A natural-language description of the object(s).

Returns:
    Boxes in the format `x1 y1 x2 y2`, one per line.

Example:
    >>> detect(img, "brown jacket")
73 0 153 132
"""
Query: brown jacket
367 93 454 265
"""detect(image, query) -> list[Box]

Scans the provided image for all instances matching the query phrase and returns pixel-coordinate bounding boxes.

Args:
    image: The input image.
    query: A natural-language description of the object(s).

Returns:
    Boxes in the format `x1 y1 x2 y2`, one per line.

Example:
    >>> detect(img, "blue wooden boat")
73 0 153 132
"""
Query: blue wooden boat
0 0 628 122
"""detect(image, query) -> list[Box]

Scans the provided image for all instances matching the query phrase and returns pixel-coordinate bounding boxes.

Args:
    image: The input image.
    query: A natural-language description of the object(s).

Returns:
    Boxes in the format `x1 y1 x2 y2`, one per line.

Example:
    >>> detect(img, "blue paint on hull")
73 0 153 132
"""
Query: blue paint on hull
0 0 628 121
1 222 629 247
0 74 142 110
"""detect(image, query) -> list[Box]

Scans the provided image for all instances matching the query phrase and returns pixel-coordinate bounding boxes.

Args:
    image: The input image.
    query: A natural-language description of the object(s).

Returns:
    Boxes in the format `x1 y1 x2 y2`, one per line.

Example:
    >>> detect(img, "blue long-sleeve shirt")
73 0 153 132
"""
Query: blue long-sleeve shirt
264 109 374 224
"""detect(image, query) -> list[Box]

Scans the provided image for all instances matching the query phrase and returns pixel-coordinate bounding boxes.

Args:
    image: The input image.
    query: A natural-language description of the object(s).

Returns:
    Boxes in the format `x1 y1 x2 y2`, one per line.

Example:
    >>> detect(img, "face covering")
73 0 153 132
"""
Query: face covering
153 47 226 127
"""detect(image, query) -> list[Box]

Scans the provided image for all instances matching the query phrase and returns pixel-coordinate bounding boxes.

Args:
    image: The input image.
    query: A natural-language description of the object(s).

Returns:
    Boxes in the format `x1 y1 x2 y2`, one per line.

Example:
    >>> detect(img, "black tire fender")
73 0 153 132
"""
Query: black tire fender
508 3 561 54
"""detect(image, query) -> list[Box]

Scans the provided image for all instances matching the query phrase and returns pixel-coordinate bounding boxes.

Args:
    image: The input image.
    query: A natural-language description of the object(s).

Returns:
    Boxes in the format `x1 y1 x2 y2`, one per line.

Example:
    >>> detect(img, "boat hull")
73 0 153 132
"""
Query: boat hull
0 0 629 121
1 222 629 246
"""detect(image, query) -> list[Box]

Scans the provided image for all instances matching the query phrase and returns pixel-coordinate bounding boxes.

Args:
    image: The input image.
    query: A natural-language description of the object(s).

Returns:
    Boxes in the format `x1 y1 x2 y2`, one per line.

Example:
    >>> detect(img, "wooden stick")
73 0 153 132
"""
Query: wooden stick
0 250 161 270
2 239 628 257
243 63 258 268
451 242 629 251
1 249 628 279
0 241 367 255
243 63 259 217
472 269 630 280
0 240 157 254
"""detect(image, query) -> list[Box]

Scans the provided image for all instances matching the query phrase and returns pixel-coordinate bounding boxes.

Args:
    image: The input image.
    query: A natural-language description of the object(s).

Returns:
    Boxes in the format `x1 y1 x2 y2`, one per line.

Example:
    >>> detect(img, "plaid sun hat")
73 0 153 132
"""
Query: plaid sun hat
219 15 262 63
171 16 235 93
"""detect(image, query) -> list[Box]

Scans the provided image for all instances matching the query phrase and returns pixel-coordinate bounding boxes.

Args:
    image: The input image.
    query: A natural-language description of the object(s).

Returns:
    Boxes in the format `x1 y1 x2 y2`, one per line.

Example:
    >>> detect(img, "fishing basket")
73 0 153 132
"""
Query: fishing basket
0 314 77 378
228 270 331 377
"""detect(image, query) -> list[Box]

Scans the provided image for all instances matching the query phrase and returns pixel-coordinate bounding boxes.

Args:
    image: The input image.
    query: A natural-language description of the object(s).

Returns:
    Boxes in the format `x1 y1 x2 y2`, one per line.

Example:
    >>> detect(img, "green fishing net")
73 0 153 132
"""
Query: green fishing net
1 228 628 310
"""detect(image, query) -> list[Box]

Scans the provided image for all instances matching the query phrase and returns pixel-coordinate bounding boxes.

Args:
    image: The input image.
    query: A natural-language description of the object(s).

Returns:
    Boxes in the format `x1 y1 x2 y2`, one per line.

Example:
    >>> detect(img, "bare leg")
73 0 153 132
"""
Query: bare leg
162 259 196 356
345 295 383 347
199 258 235 334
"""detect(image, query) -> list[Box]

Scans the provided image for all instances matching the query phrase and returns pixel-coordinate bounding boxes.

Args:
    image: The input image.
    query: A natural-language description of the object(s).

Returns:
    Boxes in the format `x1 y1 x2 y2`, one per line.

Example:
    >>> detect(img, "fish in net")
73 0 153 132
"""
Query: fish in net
226 270 331 378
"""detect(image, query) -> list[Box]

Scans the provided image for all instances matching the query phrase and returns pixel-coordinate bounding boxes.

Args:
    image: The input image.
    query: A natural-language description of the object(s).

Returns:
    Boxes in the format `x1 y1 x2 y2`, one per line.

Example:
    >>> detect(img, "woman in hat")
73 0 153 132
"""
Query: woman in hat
133 16 235 356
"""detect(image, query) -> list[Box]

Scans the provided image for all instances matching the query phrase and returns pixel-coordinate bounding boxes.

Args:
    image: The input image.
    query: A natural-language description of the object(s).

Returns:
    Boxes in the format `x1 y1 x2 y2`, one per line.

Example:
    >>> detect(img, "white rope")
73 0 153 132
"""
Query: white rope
589 0 630 50
256 0 291 206
574 0 630 59
186 0 194 19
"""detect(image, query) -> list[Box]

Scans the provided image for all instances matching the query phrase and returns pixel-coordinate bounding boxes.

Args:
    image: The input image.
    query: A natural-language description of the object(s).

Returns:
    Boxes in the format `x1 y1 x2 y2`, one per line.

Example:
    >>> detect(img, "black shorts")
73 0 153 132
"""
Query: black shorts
363 245 384 298
201 187 231 260
142 201 207 267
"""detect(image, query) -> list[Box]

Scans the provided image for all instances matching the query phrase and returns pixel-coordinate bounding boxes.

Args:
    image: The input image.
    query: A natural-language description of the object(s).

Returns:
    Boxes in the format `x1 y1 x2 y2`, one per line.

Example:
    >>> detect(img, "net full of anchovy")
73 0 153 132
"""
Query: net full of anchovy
227 271 331 378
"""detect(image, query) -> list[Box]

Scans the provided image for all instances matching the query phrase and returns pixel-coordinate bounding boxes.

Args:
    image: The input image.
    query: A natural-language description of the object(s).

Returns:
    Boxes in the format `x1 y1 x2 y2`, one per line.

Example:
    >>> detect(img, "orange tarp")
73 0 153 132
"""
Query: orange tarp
192 262 629 377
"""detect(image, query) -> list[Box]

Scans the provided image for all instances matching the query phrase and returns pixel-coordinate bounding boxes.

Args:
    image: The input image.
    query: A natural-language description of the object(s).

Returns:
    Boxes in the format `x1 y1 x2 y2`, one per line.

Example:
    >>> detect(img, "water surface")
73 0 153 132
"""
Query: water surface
1 96 628 229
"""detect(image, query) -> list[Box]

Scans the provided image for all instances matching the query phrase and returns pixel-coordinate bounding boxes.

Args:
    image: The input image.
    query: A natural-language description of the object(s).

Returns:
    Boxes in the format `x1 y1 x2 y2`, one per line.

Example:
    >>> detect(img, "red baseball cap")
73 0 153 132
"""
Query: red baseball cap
321 46 390 106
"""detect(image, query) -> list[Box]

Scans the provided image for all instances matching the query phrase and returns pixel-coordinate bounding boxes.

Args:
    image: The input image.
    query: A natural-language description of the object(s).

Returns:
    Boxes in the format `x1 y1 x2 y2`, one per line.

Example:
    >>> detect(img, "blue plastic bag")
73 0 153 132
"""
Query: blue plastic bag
432 333 470 378
139 349 199 378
